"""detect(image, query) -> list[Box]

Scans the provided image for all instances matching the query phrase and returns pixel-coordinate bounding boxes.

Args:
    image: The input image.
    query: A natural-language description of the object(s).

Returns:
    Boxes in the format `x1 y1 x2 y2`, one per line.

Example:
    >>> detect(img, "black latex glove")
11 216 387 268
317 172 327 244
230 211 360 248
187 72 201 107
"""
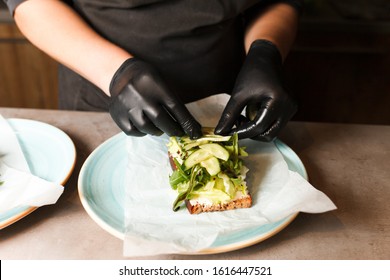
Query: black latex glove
215 39 297 142
109 58 202 139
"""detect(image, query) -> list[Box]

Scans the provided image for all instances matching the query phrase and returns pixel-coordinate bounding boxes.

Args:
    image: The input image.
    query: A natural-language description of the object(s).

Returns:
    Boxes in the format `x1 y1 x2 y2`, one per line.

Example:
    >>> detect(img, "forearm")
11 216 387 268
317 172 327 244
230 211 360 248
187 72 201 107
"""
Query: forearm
14 0 132 95
244 2 299 61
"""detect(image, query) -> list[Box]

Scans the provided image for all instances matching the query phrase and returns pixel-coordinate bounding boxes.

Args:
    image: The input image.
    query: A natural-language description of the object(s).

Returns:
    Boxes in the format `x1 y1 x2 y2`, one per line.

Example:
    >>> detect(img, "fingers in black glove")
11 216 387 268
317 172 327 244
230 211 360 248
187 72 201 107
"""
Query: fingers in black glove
215 39 297 142
238 99 296 142
109 58 202 139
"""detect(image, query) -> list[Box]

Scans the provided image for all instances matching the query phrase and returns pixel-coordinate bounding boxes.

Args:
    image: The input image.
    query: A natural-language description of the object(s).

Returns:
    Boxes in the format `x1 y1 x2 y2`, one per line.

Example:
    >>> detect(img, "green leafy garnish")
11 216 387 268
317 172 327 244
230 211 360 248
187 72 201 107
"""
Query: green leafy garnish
168 132 249 211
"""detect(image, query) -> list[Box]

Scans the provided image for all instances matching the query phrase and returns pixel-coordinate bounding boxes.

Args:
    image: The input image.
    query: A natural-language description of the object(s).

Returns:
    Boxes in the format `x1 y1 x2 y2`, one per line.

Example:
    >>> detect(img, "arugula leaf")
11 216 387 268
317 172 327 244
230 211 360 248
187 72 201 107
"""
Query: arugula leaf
169 170 187 189
173 165 202 211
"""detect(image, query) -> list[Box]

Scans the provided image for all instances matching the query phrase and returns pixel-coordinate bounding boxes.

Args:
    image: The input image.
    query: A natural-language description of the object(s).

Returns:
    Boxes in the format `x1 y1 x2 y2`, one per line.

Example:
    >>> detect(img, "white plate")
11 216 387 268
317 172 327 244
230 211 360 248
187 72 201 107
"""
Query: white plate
79 132 307 254
0 118 76 229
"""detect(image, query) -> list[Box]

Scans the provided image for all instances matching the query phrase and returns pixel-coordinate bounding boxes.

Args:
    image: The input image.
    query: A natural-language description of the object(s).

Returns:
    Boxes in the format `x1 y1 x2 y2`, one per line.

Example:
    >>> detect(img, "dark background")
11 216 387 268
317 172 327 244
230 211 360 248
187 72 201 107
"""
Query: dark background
286 0 390 125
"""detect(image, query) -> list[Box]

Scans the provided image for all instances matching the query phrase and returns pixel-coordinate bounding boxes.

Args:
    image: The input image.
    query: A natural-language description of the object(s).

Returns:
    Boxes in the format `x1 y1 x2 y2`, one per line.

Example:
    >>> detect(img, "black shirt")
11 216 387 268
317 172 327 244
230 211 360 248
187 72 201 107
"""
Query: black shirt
4 0 301 111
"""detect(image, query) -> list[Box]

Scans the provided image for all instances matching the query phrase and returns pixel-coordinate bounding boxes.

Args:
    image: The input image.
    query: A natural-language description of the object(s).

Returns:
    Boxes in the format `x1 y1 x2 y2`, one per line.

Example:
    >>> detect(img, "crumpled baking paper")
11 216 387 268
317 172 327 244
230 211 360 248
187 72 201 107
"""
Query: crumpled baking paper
0 115 64 213
123 94 337 257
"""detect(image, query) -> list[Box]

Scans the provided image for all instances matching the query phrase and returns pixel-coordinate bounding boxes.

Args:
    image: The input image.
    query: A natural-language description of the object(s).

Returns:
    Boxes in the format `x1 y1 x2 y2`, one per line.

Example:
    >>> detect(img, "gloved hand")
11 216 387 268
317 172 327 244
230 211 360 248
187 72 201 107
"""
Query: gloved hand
109 58 202 139
215 39 297 142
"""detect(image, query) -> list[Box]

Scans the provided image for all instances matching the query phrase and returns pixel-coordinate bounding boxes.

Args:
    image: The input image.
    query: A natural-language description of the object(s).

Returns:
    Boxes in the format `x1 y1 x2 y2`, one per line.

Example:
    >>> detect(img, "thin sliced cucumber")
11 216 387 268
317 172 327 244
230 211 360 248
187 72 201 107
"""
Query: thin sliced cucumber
199 143 230 161
183 140 209 150
195 135 231 142
184 149 212 168
200 156 221 176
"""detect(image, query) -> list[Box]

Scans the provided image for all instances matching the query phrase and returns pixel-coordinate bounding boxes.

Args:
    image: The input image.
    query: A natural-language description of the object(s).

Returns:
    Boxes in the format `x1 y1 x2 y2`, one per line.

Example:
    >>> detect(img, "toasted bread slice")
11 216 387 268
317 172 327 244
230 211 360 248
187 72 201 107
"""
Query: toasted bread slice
185 194 252 215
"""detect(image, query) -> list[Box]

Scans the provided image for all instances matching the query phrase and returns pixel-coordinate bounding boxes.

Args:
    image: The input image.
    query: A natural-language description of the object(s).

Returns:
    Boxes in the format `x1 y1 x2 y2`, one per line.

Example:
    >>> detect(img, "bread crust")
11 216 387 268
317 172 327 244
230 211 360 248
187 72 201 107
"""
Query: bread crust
185 194 252 215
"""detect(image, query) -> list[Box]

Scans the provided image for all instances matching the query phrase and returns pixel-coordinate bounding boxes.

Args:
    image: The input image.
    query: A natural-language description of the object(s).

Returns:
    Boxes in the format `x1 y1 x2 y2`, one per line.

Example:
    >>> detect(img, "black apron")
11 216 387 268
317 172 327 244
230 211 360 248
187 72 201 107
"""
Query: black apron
58 0 300 111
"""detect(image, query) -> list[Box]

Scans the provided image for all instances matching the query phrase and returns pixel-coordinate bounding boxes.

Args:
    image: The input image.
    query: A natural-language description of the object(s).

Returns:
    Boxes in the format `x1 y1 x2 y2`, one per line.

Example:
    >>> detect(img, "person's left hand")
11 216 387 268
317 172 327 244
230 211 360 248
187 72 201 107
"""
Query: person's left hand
215 39 297 142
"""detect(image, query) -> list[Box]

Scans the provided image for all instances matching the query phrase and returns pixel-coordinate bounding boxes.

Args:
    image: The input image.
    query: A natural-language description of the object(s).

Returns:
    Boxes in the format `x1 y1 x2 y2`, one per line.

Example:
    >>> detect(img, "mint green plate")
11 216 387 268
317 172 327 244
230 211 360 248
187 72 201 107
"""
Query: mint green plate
0 118 76 229
78 132 307 254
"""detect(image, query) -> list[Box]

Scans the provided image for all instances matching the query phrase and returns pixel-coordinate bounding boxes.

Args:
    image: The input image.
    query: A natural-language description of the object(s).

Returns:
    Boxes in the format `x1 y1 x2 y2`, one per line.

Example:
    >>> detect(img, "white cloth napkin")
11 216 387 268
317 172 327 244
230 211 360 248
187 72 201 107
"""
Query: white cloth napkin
0 115 64 213
123 94 337 257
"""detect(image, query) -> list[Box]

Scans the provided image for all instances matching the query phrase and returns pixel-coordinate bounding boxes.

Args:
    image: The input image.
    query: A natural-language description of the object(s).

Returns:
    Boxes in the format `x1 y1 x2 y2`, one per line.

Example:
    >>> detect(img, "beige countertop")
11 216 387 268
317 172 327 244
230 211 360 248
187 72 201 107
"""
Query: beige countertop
0 107 389 260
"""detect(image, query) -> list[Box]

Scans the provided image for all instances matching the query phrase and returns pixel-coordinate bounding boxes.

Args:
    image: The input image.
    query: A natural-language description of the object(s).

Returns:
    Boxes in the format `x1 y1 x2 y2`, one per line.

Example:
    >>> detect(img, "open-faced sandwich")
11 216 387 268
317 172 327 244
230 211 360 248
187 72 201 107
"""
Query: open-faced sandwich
167 128 251 214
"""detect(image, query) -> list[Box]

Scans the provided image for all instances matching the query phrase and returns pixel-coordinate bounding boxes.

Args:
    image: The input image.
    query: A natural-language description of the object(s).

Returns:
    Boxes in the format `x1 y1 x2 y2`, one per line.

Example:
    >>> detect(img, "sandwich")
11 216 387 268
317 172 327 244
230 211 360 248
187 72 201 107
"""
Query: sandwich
167 128 252 214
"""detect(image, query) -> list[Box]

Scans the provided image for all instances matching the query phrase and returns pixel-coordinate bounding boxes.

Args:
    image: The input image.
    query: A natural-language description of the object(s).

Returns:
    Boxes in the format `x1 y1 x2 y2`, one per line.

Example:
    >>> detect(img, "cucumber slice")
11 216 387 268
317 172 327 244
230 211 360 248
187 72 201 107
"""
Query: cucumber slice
184 149 212 168
183 140 209 151
196 135 231 142
200 127 232 141
199 143 230 161
200 156 221 176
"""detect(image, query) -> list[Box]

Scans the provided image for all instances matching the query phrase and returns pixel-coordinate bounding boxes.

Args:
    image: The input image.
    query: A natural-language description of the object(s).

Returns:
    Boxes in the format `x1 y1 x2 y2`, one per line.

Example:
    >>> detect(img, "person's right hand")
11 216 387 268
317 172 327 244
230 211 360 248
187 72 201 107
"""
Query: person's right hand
109 58 202 139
